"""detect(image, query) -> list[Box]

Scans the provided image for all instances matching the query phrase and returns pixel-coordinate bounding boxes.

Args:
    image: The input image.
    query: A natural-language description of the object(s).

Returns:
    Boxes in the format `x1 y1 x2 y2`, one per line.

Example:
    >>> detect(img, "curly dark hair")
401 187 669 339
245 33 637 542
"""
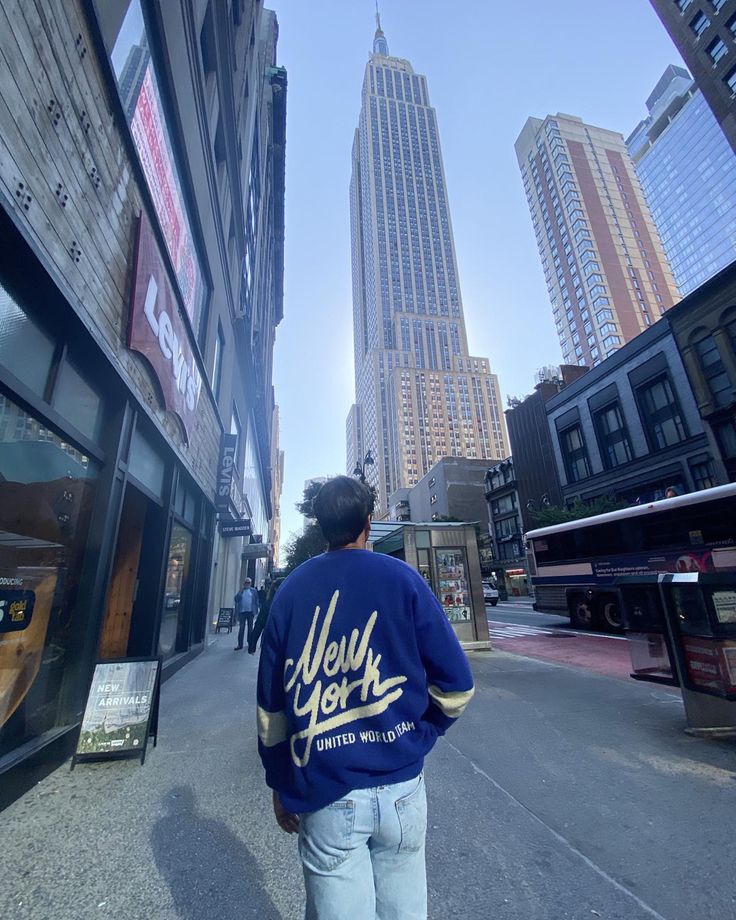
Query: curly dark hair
313 476 375 549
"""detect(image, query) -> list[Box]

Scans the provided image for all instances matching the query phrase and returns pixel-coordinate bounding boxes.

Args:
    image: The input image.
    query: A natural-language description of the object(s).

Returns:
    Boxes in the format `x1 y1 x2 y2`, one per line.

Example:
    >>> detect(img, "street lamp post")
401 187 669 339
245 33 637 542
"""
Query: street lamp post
353 449 374 484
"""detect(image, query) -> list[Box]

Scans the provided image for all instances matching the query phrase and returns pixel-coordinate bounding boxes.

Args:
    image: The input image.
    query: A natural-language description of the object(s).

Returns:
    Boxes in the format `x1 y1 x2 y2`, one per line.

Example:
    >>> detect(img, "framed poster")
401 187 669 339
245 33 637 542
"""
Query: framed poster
72 657 161 769
435 549 471 623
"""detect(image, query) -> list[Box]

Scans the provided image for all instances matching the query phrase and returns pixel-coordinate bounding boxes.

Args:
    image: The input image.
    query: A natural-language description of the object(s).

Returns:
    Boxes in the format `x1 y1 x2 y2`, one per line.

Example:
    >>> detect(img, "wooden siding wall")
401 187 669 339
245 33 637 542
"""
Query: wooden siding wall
0 0 221 495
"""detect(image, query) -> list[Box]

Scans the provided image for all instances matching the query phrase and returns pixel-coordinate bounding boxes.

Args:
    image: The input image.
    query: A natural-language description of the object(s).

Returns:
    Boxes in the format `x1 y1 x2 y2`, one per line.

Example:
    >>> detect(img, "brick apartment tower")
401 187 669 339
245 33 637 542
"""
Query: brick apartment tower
515 114 680 369
347 15 508 510
648 0 736 155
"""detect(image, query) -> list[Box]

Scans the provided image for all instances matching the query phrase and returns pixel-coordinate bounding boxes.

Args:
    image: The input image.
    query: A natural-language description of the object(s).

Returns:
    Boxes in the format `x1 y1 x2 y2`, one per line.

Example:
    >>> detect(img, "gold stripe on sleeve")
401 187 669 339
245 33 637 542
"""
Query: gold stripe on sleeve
428 684 475 719
257 706 288 747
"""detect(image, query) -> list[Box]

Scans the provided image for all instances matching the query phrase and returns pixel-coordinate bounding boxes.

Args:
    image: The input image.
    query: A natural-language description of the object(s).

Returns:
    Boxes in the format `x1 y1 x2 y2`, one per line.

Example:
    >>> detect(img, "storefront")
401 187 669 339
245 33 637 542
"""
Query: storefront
0 211 215 790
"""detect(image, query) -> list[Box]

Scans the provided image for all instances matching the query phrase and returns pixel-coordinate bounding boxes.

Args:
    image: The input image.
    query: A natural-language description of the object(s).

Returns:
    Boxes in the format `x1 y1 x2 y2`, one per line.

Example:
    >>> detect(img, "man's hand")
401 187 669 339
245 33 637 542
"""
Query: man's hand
273 790 300 834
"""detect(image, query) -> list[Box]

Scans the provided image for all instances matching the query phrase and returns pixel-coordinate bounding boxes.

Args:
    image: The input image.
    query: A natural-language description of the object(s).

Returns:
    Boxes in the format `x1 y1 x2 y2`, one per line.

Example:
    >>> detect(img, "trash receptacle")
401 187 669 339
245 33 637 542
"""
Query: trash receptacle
616 576 678 686
659 573 736 738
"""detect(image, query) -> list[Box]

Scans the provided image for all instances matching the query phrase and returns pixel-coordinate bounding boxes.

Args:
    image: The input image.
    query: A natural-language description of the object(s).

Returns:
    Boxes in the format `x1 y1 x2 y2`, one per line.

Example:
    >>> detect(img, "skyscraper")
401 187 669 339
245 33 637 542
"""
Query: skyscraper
648 0 736 155
347 16 508 511
627 65 736 296
515 114 680 369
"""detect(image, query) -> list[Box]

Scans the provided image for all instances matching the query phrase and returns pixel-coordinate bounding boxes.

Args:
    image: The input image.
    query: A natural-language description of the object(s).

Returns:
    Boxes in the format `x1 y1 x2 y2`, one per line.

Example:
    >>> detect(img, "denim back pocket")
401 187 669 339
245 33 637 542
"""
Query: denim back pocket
299 799 355 872
395 774 427 853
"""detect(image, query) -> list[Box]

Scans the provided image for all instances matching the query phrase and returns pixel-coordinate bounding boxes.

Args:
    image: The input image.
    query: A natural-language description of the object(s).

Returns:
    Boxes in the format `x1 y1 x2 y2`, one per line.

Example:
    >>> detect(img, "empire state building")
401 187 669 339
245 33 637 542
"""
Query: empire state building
347 17 508 510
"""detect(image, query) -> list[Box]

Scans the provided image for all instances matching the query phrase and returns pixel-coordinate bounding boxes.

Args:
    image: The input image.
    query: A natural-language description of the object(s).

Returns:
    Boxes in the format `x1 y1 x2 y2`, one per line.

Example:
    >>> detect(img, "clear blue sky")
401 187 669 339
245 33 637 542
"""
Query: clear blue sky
267 0 683 555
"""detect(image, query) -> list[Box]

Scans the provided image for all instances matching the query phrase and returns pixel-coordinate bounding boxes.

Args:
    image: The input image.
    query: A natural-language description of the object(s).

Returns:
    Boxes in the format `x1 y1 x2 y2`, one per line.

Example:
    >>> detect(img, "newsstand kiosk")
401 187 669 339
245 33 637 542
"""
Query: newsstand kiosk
617 573 736 738
370 521 491 650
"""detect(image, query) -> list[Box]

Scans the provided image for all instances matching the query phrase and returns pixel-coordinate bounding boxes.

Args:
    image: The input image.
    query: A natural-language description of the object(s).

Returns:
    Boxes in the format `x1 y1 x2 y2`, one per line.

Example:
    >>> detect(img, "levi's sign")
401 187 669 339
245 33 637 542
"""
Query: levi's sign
127 213 202 440
215 434 237 512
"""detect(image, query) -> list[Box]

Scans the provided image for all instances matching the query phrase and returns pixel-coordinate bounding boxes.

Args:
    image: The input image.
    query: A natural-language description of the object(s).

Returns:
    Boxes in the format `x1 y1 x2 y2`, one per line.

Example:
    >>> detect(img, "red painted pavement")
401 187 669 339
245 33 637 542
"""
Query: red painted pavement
489 622 634 681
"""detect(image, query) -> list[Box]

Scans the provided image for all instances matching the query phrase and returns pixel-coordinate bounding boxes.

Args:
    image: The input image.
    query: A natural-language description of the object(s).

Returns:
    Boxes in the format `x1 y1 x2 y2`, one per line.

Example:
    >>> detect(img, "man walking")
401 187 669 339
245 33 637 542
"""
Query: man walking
234 577 259 652
257 476 474 919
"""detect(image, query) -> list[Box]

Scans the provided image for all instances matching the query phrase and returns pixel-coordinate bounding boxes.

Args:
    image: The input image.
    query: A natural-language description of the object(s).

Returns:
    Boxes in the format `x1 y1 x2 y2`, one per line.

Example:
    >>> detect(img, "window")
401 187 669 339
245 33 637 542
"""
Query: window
728 13 736 36
637 375 688 450
707 36 728 63
212 322 224 401
675 0 693 9
231 406 243 472
710 0 726 11
559 424 590 482
695 336 732 407
690 11 711 35
594 403 633 469
725 66 736 93
0 281 56 396
690 459 716 491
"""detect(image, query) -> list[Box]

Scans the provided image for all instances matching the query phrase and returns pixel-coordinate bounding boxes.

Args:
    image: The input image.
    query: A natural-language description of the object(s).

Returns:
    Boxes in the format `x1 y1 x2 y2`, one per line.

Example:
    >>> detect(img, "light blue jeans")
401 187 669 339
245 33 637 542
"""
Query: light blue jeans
298 773 427 920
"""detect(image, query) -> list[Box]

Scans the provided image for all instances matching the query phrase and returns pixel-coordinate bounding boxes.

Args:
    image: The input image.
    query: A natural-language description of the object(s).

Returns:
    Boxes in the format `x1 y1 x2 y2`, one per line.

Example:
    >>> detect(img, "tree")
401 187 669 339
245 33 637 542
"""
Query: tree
295 479 326 519
285 479 331 572
528 495 628 528
283 521 326 573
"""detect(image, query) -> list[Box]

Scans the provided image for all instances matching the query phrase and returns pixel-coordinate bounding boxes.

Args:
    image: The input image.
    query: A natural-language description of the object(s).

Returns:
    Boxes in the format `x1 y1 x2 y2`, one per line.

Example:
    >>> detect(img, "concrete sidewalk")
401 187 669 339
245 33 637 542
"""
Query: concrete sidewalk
2 635 736 919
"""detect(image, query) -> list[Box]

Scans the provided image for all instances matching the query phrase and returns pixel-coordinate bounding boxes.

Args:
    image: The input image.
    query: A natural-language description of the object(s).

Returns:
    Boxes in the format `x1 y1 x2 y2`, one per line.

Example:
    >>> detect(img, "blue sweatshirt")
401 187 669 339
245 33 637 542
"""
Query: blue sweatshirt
257 549 475 813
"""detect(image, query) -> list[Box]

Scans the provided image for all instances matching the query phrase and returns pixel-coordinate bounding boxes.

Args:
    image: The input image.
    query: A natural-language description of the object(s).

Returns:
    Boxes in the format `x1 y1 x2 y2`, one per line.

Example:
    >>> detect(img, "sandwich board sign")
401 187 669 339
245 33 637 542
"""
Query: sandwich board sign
72 657 161 769
216 607 234 633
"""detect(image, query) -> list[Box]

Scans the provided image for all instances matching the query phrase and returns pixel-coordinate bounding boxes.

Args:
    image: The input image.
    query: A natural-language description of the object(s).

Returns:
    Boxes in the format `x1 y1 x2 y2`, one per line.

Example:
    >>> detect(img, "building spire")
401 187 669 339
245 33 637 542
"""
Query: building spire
373 1 389 56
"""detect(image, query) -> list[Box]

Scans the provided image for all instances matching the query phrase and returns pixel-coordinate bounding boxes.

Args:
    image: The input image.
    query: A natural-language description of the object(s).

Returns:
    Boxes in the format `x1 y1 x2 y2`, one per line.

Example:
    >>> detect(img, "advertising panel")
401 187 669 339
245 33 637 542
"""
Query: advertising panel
75 659 160 761
127 214 202 441
435 549 471 623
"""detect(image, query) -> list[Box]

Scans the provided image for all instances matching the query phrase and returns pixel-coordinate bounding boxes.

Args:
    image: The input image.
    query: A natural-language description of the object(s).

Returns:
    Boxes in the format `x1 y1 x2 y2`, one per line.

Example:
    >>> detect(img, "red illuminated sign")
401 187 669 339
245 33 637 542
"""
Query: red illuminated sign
127 213 202 441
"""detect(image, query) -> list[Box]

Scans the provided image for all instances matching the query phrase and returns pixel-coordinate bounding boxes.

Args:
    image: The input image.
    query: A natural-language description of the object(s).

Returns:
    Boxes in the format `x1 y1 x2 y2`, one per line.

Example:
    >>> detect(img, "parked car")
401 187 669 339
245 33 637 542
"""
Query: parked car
482 581 499 606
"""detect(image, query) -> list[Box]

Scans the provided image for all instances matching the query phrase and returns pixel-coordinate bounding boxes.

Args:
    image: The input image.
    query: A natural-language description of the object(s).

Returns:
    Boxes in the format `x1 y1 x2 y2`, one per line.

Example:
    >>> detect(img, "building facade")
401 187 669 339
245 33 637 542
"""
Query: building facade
483 458 529 596
505 365 589 531
668 261 736 482
649 0 736 154
346 17 508 511
627 65 736 295
543 317 722 509
515 113 680 369
388 457 490 524
0 0 285 796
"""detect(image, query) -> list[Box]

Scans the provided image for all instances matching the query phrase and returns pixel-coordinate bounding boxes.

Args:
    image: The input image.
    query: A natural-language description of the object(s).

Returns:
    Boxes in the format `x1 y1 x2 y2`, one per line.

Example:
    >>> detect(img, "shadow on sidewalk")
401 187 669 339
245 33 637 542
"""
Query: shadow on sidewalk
151 786 282 919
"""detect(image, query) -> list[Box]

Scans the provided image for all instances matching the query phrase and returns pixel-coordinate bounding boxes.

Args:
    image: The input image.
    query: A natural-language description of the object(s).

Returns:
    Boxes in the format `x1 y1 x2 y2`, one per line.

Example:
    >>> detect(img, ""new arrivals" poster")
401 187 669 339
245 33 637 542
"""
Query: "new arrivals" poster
76 660 159 756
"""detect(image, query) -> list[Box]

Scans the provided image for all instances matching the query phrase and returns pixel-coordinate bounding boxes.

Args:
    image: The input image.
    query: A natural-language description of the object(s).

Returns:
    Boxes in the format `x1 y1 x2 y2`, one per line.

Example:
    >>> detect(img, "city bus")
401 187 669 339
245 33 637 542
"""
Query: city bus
526 483 736 631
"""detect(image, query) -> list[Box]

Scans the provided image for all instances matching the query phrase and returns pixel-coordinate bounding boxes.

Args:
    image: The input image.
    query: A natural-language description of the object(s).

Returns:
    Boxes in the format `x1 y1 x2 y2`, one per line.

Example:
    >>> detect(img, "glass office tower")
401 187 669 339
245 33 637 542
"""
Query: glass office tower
627 65 736 295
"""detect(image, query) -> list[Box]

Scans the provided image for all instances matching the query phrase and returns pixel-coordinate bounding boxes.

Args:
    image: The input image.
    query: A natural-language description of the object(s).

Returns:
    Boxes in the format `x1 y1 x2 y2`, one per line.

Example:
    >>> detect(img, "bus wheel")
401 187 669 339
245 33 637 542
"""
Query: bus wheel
597 597 623 632
569 595 595 630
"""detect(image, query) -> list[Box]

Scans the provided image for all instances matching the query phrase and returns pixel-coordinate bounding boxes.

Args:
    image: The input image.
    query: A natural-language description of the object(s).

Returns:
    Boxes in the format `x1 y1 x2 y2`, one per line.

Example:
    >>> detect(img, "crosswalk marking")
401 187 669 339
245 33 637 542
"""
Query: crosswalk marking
488 622 560 639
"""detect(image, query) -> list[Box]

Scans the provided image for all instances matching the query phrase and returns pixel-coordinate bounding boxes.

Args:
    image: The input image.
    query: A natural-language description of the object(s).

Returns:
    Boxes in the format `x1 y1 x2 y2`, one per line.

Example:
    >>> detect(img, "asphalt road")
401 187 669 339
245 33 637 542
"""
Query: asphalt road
2 625 735 920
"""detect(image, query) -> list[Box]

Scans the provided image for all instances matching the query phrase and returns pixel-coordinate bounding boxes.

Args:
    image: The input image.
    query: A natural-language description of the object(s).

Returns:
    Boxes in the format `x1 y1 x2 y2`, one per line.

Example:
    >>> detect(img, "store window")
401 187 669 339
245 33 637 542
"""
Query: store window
0 393 98 760
52 361 104 443
158 522 193 660
0 283 56 396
